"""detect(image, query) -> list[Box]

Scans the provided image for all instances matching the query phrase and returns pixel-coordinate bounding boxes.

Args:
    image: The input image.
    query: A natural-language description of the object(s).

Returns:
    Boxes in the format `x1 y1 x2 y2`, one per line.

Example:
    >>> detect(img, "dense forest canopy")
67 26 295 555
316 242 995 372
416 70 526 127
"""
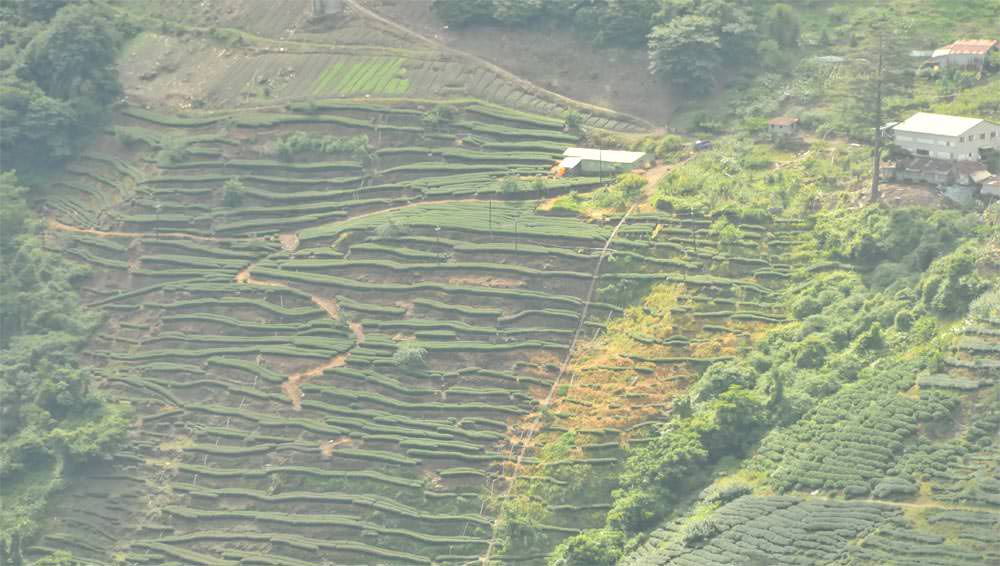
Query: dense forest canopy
0 0 130 173
0 1 131 561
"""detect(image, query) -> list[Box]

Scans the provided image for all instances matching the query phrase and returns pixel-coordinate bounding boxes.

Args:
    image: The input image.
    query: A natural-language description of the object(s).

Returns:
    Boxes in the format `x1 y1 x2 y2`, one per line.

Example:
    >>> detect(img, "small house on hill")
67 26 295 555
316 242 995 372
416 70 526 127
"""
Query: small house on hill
930 39 998 70
888 112 1000 162
556 148 652 176
768 116 800 138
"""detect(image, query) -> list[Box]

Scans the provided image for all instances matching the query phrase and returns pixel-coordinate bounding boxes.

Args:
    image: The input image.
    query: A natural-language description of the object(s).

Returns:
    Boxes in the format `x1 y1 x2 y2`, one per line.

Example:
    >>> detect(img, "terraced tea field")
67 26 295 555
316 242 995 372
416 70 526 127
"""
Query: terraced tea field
621 294 1000 566
30 93 823 564
114 0 649 132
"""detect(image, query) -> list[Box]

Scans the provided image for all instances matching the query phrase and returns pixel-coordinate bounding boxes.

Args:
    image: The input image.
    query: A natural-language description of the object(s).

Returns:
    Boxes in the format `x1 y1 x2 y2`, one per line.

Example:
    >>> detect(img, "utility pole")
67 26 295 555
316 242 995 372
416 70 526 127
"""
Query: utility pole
599 147 603 185
513 217 519 252
154 201 162 240
870 31 884 203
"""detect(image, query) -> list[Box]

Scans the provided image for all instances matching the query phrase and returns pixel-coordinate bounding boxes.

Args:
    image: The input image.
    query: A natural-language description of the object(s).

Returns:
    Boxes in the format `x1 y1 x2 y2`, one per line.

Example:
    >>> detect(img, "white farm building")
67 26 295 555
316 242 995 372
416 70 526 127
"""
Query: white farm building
889 112 1000 162
555 148 652 176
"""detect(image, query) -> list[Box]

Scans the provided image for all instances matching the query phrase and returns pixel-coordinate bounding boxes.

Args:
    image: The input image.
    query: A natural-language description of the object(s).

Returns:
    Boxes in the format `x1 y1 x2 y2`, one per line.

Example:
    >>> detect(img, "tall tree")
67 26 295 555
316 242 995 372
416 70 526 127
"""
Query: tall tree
648 15 721 94
845 6 913 203
766 3 800 48
1 2 128 173
19 2 123 104
592 0 659 47
648 0 756 94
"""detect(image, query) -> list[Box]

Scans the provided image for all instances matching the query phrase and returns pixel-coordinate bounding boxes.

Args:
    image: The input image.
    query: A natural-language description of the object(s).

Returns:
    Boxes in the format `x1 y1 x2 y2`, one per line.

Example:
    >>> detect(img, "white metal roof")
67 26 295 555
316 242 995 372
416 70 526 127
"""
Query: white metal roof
563 147 647 164
892 112 989 137
559 157 582 169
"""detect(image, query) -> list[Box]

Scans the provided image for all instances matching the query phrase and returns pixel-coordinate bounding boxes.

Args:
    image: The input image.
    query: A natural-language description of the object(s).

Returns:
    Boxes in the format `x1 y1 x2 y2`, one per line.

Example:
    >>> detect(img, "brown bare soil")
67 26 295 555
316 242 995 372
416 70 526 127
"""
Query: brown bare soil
48 218 251 242
447 275 524 288
394 300 415 316
320 437 355 459
552 339 683 432
872 182 948 208
281 353 349 410
311 295 340 319
278 233 300 252
234 260 368 409
348 321 366 344
358 0 677 125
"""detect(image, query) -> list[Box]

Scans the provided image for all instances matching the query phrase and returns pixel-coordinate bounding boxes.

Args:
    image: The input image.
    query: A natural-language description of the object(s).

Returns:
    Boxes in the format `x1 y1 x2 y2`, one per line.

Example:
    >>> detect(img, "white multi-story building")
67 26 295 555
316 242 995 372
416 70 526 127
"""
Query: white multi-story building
890 112 1000 162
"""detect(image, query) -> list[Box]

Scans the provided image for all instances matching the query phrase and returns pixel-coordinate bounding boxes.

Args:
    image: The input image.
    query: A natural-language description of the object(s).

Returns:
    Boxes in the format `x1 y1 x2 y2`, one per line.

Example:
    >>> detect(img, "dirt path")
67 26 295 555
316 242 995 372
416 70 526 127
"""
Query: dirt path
481 203 639 562
343 0 653 131
348 322 366 344
48 218 257 243
235 256 368 409
642 163 672 195
281 353 350 410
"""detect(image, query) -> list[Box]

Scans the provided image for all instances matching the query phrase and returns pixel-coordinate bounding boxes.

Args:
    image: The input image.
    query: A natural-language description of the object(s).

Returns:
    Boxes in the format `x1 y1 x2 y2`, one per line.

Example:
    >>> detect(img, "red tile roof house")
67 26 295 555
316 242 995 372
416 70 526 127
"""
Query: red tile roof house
768 116 800 138
930 39 998 70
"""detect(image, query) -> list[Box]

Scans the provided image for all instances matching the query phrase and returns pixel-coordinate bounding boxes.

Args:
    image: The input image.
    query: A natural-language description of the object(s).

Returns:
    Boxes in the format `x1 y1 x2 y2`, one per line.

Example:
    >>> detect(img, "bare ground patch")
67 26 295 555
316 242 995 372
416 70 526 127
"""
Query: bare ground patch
359 0 676 125
278 233 300 252
447 274 524 288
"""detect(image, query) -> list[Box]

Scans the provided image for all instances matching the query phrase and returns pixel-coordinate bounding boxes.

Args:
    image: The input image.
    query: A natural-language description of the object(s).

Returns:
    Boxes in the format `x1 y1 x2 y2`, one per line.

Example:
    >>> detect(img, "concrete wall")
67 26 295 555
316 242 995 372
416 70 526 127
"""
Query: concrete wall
579 160 631 175
577 153 652 175
897 169 953 185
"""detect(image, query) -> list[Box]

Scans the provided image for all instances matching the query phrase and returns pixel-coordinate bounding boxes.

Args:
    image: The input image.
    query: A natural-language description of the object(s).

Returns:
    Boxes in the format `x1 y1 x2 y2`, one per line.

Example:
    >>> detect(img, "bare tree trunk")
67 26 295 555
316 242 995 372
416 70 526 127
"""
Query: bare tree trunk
870 33 884 204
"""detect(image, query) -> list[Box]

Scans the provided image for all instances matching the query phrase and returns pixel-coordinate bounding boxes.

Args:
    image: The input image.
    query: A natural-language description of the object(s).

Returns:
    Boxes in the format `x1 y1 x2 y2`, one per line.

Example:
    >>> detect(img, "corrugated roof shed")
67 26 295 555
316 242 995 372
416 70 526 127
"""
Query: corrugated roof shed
563 148 648 164
892 112 988 137
937 39 998 56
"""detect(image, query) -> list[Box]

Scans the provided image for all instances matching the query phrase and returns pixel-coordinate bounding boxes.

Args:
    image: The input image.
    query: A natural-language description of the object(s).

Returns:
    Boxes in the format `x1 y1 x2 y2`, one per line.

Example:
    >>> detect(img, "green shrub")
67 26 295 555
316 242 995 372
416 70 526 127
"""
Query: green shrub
812 206 971 268
221 177 246 207
392 342 428 370
918 242 987 316
549 528 624 566
156 138 189 166
680 515 722 546
268 132 369 161
563 109 583 131
422 104 456 129
700 481 752 504
655 134 686 159
499 175 521 194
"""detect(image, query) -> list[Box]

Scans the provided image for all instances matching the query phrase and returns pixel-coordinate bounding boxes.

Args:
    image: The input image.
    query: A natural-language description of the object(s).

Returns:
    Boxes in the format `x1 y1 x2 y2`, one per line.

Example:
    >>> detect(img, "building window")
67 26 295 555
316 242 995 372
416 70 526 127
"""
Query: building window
981 133 987 140
916 149 929 156
992 131 997 138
